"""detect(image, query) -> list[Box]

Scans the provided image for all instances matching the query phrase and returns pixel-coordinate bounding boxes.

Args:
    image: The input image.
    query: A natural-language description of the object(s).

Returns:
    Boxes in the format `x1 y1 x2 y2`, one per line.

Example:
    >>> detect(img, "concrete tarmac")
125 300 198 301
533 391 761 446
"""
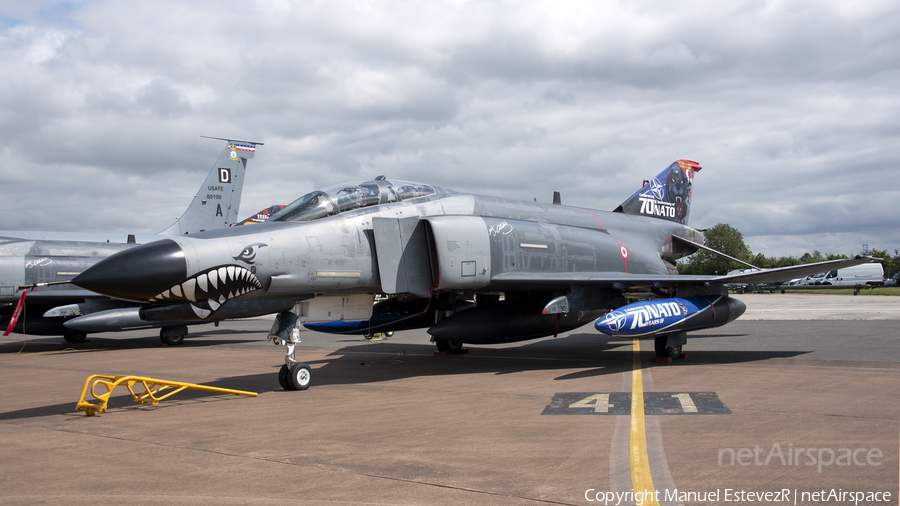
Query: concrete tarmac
0 294 897 505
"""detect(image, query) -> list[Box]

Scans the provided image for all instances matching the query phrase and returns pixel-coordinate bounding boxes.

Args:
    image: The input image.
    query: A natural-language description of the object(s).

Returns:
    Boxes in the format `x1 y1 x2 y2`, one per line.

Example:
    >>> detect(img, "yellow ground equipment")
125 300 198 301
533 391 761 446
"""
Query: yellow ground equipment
75 374 258 416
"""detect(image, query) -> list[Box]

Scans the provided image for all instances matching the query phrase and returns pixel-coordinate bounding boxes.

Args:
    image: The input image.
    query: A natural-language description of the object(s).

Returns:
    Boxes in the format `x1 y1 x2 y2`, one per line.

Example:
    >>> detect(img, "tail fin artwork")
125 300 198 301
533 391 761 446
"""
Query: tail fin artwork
237 205 286 226
614 159 701 225
158 137 264 235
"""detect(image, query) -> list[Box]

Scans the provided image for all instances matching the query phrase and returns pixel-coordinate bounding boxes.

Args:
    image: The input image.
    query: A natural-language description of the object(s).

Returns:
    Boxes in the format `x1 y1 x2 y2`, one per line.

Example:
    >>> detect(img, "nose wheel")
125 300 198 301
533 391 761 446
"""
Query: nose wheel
279 362 312 390
280 363 312 390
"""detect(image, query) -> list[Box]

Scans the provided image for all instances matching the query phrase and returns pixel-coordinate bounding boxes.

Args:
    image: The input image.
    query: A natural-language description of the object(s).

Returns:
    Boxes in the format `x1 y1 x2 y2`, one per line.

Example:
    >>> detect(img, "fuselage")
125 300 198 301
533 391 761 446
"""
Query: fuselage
73 187 704 325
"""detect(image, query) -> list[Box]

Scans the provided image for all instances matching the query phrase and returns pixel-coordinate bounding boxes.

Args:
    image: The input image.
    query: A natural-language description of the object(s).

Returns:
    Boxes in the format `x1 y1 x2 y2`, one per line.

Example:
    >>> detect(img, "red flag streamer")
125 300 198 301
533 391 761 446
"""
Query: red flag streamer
3 288 27 337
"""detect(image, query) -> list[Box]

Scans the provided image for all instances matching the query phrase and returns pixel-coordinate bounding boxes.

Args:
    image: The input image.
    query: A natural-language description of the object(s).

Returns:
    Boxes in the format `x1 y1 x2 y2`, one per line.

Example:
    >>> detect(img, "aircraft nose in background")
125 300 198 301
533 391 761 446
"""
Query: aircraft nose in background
73 239 187 302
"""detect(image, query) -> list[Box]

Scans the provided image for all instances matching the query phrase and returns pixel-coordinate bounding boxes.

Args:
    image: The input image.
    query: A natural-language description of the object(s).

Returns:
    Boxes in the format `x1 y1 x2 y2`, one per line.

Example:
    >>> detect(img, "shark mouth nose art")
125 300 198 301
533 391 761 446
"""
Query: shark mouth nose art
149 264 263 311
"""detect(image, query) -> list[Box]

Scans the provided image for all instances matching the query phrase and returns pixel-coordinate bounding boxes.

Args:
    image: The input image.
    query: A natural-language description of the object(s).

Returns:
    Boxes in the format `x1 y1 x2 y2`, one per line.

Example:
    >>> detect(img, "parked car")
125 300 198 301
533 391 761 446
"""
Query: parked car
804 272 827 285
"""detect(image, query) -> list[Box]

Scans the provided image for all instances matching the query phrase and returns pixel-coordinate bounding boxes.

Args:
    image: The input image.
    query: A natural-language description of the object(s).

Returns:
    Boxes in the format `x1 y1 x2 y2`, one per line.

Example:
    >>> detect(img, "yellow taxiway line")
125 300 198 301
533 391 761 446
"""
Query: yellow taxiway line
630 339 660 505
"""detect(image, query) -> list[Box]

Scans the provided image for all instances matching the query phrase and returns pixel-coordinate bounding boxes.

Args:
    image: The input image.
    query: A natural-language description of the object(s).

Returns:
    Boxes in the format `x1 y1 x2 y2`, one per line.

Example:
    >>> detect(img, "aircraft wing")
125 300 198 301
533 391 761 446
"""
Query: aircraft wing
489 256 882 289
714 256 881 285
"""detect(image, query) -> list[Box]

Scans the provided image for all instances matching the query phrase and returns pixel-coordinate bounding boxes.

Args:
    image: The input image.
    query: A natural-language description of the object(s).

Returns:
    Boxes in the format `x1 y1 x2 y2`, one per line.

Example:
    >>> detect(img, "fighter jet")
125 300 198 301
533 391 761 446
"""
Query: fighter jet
71 160 881 389
0 137 262 344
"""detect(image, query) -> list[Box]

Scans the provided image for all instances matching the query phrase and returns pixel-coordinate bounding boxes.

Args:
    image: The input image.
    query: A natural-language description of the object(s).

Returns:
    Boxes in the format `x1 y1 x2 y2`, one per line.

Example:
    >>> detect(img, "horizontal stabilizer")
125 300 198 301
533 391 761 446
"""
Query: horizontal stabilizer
672 235 759 270
199 136 265 159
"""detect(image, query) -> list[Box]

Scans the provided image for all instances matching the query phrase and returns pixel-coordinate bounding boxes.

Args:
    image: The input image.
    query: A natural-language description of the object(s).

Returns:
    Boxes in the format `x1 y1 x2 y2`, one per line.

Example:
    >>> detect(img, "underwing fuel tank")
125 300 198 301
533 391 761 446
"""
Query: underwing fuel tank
303 296 434 335
63 307 150 332
63 298 302 331
593 295 745 338
427 305 606 344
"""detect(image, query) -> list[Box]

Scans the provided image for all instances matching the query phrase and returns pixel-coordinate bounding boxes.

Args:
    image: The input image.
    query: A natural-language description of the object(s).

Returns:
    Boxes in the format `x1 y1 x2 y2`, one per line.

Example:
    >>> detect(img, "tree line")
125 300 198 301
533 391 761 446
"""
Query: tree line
676 223 900 278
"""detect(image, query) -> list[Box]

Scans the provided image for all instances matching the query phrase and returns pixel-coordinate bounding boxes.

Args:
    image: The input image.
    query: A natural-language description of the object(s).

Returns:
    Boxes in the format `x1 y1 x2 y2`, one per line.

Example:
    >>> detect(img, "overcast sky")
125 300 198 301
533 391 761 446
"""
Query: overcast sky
1 0 897 258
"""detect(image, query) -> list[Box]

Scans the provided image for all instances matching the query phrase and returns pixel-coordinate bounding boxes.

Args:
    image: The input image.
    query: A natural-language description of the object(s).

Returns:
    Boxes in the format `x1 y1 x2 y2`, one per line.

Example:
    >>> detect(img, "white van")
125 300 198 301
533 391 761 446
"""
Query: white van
819 263 884 287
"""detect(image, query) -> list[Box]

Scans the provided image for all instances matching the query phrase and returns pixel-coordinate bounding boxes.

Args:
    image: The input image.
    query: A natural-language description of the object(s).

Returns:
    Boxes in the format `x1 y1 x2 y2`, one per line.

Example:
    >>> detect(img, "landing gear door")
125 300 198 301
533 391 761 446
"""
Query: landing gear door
425 216 491 290
372 217 434 298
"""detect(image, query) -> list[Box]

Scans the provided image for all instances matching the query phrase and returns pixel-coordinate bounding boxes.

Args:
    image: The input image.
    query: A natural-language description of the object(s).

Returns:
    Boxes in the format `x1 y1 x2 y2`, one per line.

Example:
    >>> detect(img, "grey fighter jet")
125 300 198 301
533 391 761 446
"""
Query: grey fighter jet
72 160 881 389
0 137 261 343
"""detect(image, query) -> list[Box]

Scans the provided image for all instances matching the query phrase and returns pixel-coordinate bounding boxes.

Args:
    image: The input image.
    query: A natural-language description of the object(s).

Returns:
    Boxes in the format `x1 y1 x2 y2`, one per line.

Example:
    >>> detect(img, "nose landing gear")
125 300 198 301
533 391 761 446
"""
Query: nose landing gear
269 311 313 391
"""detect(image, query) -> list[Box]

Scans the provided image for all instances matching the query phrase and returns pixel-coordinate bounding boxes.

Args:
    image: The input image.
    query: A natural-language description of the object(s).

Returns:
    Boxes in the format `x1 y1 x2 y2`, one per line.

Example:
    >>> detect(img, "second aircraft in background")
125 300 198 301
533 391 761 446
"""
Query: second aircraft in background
0 137 262 344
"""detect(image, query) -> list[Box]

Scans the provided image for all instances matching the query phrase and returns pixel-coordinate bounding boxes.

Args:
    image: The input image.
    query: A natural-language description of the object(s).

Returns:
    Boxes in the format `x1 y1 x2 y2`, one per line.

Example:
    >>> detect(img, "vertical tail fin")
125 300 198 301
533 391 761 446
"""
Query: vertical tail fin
614 159 701 225
158 137 263 235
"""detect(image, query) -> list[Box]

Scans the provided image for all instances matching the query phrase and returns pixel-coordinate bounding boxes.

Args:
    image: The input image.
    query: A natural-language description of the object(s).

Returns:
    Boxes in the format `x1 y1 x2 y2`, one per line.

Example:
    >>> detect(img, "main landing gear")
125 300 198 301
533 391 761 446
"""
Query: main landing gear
269 312 313 391
654 332 687 360
160 325 188 346
433 338 463 353
64 331 88 344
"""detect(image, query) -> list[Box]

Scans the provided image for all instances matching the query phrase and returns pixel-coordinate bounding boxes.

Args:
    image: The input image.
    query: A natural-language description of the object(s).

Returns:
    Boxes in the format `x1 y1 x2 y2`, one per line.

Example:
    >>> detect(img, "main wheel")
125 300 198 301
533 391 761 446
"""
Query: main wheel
288 362 312 390
64 332 87 343
160 325 188 345
434 339 463 352
160 333 185 345
654 335 681 359
278 364 292 390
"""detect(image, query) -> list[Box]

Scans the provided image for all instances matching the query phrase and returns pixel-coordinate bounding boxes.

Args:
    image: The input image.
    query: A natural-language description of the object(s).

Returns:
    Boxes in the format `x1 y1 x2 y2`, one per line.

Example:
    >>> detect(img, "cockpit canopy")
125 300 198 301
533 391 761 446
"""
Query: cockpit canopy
270 179 436 223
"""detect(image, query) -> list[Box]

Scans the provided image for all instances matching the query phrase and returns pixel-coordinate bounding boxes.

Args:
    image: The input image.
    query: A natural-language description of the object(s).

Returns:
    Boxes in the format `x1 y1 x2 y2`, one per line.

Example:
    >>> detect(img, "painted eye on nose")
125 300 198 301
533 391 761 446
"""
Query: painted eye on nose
233 242 268 264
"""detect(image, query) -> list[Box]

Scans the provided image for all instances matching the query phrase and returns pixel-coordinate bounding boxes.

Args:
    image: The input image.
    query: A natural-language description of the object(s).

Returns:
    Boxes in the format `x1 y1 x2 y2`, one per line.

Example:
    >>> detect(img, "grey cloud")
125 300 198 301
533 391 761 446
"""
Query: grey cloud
0 0 897 257
136 79 192 118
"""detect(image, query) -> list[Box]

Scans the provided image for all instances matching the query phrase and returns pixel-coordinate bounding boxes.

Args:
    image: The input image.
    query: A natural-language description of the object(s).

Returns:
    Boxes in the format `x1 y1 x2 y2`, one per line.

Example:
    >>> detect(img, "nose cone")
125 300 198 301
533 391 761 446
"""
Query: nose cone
73 239 187 302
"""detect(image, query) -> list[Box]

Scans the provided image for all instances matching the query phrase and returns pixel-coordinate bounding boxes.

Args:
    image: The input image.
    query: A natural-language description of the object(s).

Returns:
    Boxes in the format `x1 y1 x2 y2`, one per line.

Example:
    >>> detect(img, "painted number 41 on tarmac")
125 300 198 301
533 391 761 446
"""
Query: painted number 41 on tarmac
541 392 731 415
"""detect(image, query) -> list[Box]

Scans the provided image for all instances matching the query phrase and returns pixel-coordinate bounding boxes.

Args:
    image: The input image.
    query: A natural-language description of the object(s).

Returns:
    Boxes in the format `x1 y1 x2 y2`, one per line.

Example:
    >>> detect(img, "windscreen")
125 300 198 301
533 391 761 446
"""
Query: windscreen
269 191 338 222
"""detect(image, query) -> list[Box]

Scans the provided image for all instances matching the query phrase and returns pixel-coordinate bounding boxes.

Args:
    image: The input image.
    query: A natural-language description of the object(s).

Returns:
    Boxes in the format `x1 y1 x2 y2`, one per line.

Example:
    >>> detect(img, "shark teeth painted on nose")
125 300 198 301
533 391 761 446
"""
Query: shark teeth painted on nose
149 264 263 305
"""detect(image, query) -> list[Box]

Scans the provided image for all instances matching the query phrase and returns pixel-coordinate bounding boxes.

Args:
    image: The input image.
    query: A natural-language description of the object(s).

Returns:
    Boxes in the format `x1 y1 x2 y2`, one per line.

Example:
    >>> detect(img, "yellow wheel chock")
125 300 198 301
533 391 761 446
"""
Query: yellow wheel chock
75 374 258 416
